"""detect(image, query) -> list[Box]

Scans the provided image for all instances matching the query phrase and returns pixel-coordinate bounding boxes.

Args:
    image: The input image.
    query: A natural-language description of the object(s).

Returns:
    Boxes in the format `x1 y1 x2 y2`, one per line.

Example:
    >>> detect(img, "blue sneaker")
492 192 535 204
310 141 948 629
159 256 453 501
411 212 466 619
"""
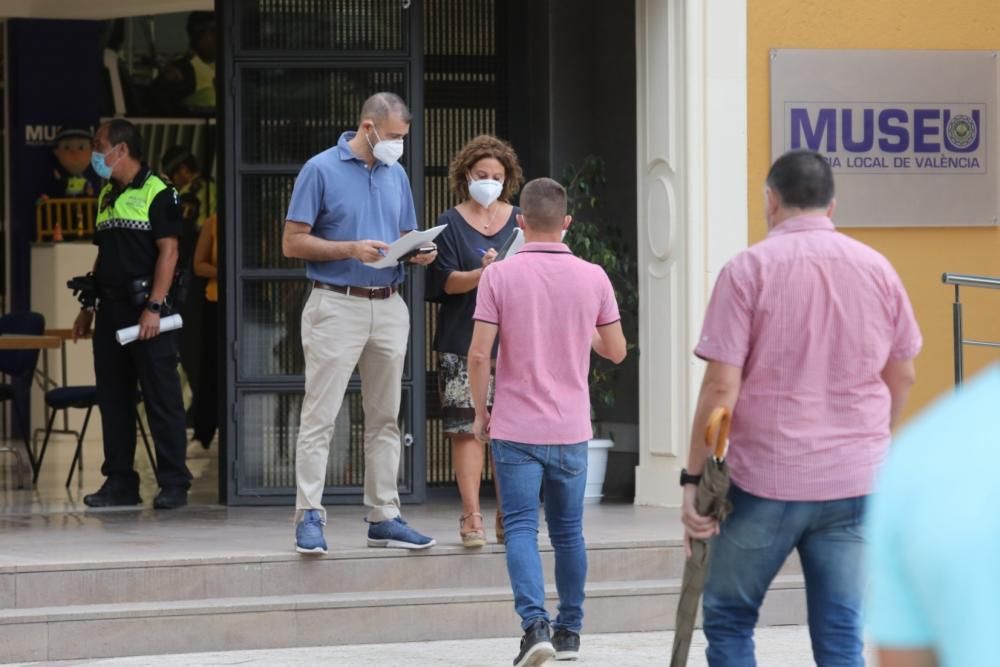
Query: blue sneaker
367 516 436 550
295 510 328 554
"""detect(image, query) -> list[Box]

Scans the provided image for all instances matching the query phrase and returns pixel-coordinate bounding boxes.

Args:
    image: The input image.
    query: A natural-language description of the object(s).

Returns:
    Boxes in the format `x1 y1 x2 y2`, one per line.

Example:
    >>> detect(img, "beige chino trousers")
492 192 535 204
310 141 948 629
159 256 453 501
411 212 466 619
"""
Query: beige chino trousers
294 287 409 524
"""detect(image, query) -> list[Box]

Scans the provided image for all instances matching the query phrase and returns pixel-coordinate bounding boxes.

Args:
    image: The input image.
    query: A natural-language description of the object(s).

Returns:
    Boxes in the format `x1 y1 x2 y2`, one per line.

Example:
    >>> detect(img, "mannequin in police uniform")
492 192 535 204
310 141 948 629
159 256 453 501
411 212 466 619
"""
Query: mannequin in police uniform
43 128 101 199
72 118 192 509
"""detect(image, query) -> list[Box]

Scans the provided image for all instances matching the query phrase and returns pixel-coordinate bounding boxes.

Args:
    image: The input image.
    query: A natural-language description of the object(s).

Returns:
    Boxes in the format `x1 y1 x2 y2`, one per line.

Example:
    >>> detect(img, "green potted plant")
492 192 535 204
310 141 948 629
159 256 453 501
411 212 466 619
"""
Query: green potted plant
561 156 638 503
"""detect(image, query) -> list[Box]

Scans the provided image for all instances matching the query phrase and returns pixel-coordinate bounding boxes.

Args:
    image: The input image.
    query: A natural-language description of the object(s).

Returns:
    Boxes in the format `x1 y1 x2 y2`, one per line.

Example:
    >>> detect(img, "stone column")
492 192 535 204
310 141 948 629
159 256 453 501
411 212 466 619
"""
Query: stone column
634 0 748 506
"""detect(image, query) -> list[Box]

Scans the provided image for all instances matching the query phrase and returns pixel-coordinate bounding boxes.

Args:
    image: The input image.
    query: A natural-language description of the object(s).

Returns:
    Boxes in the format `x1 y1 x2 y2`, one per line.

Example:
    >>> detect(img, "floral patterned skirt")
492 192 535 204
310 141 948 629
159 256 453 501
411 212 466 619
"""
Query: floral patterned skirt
438 352 495 435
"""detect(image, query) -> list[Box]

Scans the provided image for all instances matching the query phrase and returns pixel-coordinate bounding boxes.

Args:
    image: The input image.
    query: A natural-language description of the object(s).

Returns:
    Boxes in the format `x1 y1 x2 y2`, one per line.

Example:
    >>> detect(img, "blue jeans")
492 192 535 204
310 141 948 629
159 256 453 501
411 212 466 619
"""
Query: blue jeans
491 440 588 633
703 485 866 667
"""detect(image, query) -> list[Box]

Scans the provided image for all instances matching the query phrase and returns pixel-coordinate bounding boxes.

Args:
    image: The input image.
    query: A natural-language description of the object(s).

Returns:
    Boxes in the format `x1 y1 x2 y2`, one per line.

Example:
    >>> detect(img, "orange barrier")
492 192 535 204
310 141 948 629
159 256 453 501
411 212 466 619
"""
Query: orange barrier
36 198 98 241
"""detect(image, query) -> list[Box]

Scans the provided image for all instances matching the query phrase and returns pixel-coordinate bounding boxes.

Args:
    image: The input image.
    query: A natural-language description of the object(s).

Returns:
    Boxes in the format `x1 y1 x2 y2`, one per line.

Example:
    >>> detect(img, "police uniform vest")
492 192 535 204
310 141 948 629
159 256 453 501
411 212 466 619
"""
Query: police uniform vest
183 54 216 110
96 173 169 233
65 175 88 196
93 169 181 291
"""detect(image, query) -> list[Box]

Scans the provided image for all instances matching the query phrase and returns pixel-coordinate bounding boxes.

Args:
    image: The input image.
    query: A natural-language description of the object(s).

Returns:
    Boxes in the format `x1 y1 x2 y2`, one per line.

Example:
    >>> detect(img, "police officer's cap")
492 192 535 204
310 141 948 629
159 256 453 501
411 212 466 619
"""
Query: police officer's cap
161 146 198 177
54 128 93 144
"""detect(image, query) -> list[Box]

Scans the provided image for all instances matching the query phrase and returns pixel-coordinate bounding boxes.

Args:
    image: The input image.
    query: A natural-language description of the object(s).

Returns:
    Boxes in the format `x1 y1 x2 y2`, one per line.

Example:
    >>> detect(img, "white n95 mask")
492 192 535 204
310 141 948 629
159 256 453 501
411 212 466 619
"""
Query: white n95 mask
368 127 404 166
373 138 404 166
469 178 503 208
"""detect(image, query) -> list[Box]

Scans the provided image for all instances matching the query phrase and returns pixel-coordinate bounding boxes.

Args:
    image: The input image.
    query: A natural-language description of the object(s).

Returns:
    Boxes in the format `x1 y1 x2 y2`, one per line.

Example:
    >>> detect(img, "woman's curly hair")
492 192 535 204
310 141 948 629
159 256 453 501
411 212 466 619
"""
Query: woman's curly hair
448 134 524 204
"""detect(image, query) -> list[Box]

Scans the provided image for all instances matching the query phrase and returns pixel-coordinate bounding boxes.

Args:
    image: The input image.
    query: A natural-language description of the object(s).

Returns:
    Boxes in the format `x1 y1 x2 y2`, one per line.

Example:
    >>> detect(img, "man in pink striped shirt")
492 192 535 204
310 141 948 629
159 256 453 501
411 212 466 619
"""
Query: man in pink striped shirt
469 177 626 667
682 150 921 666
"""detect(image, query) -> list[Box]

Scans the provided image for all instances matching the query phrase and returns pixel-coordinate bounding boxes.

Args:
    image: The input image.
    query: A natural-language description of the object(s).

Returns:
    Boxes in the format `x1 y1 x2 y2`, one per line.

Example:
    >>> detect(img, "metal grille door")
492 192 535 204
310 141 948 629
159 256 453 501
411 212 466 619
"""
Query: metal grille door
221 0 425 504
422 0 507 485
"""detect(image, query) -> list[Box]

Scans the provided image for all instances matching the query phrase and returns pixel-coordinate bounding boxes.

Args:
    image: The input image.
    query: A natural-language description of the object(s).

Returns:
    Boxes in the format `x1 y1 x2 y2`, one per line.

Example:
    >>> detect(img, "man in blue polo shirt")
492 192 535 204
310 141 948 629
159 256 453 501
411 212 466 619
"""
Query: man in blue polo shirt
283 92 437 554
865 364 1000 667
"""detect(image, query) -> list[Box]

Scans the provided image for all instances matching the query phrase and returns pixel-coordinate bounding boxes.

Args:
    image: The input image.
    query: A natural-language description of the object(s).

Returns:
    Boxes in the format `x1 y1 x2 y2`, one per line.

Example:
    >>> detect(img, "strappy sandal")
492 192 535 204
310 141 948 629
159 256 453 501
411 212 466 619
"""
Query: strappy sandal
495 512 505 545
460 512 487 548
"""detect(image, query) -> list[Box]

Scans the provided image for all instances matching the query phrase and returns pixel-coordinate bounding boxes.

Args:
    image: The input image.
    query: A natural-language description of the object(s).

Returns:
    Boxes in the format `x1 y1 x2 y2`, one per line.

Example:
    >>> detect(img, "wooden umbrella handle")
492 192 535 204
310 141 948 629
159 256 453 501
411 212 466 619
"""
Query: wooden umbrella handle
704 407 731 459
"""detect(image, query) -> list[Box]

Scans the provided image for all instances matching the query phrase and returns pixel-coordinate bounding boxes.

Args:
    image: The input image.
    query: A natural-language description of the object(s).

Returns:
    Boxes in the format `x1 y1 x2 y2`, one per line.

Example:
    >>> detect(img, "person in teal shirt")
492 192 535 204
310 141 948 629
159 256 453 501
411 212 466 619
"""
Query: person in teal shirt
865 364 1000 667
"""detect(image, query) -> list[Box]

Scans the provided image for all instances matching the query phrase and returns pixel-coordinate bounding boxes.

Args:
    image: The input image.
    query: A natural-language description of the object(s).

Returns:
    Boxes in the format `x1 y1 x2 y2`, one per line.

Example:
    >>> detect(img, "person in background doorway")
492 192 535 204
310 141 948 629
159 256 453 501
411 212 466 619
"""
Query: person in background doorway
866 364 1000 667
427 134 523 548
282 92 437 555
160 146 215 262
191 213 219 449
469 178 626 666
154 11 216 116
161 145 215 432
682 150 921 666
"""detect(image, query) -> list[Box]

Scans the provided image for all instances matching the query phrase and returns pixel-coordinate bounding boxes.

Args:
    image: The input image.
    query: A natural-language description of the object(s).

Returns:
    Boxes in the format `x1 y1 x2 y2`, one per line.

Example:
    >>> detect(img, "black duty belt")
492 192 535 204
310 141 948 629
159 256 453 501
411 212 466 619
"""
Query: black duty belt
98 286 132 301
313 281 396 300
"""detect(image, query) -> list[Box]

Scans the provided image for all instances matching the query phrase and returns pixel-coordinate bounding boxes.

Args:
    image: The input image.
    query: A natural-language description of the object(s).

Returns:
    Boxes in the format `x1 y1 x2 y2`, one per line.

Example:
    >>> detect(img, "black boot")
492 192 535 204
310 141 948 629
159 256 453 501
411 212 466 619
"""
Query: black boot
83 478 142 507
153 487 188 510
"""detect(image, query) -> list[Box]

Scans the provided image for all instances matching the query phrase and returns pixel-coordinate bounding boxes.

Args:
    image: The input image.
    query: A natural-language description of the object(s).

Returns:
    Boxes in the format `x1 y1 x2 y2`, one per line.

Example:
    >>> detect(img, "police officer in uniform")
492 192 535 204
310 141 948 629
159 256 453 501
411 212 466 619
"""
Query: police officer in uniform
154 12 216 116
73 119 192 509
160 146 215 428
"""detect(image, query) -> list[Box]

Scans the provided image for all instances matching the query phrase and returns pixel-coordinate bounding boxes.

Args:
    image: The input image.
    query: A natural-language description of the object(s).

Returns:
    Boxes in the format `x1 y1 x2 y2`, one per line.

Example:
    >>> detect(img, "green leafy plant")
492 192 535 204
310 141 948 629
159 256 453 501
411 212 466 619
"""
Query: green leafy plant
561 156 639 411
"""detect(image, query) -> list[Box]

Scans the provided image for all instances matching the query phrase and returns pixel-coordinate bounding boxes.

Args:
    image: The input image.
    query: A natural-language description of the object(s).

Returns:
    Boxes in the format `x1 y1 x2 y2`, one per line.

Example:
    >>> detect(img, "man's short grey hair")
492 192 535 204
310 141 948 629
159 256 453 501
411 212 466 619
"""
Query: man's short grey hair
520 177 567 232
360 92 412 124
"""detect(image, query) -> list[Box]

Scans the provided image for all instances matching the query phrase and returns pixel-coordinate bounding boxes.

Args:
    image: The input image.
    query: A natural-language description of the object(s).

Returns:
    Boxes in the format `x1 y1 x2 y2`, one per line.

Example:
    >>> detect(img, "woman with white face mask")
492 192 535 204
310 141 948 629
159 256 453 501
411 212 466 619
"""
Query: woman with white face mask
427 134 524 548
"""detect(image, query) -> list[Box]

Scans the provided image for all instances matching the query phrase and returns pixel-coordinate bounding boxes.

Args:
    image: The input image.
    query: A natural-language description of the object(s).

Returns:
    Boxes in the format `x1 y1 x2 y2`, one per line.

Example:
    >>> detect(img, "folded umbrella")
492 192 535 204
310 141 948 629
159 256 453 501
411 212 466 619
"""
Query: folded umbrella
670 406 733 667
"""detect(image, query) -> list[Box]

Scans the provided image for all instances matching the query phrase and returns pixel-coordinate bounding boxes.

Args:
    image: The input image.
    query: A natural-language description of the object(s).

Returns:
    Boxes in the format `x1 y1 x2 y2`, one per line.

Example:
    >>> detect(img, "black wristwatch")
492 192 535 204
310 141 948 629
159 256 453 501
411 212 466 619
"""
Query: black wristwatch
679 468 702 487
145 300 163 314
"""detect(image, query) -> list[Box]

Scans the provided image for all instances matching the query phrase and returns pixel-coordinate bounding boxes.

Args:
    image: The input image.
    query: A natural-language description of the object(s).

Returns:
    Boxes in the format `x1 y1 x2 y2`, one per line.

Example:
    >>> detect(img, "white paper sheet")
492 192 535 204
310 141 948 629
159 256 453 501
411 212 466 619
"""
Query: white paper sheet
365 225 448 269
495 229 566 260
116 314 183 345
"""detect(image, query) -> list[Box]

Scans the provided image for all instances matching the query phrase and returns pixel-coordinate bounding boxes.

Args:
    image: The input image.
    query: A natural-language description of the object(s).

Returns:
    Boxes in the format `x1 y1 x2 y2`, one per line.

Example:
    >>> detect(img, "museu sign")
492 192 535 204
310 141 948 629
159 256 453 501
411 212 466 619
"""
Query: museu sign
771 50 998 227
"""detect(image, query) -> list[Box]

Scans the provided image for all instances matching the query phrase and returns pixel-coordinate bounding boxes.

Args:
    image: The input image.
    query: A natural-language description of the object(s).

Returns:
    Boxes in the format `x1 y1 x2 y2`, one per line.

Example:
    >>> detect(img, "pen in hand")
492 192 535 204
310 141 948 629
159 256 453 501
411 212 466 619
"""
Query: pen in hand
476 248 488 256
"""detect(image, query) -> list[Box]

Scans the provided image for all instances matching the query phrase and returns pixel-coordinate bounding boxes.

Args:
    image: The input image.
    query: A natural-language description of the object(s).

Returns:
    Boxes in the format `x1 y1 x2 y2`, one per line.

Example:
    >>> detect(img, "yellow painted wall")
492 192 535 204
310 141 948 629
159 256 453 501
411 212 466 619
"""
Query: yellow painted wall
748 0 1000 420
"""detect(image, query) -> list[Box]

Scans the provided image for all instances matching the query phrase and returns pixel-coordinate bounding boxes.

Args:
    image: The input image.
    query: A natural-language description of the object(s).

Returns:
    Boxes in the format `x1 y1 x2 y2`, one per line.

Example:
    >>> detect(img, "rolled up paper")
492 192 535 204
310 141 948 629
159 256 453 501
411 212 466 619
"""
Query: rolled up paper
116 314 184 345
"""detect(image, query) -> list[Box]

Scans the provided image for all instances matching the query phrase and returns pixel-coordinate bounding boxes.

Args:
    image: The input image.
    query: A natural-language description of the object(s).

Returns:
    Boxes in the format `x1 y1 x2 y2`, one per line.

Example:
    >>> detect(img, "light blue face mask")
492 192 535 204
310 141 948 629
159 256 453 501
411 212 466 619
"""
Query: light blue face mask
90 145 119 179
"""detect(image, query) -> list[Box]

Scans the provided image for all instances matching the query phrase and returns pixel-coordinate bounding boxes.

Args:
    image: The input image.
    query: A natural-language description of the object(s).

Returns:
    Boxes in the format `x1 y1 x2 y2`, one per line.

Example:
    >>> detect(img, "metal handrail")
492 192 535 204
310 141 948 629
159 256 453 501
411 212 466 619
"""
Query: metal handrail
942 273 1000 289
942 272 1000 385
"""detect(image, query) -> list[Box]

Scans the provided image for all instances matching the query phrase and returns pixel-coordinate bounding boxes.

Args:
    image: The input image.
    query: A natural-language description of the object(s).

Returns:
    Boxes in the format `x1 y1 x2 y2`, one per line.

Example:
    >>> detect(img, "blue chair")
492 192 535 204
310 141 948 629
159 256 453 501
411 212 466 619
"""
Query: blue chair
34 387 157 487
0 311 45 483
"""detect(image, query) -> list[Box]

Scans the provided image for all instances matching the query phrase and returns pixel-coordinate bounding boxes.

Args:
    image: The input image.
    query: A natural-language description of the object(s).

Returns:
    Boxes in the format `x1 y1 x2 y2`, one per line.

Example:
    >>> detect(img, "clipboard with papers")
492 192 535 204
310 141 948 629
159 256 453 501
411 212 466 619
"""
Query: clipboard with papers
364 224 448 269
495 228 567 260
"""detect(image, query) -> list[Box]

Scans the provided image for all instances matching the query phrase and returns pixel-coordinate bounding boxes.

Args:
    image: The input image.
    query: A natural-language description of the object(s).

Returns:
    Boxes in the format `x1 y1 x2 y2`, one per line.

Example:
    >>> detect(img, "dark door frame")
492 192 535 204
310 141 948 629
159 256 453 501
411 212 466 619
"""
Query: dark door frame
218 0 427 506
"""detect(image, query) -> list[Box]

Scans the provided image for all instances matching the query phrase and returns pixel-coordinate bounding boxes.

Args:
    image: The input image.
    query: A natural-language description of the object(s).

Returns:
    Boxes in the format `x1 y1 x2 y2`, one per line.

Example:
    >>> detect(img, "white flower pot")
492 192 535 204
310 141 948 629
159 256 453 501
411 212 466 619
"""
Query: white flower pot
584 438 614 505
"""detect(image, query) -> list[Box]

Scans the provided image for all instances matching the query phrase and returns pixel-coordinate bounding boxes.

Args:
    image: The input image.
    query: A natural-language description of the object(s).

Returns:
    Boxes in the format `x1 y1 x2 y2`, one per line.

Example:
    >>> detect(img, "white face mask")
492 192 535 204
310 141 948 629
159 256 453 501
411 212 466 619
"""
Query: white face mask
469 178 503 208
367 127 404 166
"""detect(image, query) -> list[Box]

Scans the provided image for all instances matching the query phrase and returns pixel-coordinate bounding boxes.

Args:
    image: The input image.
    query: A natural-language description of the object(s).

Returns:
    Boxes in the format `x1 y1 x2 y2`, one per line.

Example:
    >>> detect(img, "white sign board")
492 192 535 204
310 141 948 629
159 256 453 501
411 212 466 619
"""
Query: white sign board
771 49 999 227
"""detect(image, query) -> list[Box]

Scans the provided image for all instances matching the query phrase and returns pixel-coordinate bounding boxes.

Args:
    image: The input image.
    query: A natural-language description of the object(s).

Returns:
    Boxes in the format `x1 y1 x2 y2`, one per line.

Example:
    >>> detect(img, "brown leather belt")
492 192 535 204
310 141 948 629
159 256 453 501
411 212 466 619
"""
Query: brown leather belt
313 281 397 300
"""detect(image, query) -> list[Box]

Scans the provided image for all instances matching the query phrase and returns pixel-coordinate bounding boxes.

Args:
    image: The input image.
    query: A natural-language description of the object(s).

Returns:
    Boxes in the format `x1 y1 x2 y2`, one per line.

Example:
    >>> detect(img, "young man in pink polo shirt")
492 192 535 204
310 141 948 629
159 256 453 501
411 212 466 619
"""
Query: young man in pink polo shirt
683 150 921 666
468 177 626 667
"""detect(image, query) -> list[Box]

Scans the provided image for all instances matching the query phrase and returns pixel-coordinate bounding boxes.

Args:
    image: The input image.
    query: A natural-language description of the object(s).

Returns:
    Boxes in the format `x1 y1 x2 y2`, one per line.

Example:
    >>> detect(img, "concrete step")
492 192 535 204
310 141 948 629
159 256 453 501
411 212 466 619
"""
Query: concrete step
2 542 690 609
0 576 807 662
2 541 801 610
